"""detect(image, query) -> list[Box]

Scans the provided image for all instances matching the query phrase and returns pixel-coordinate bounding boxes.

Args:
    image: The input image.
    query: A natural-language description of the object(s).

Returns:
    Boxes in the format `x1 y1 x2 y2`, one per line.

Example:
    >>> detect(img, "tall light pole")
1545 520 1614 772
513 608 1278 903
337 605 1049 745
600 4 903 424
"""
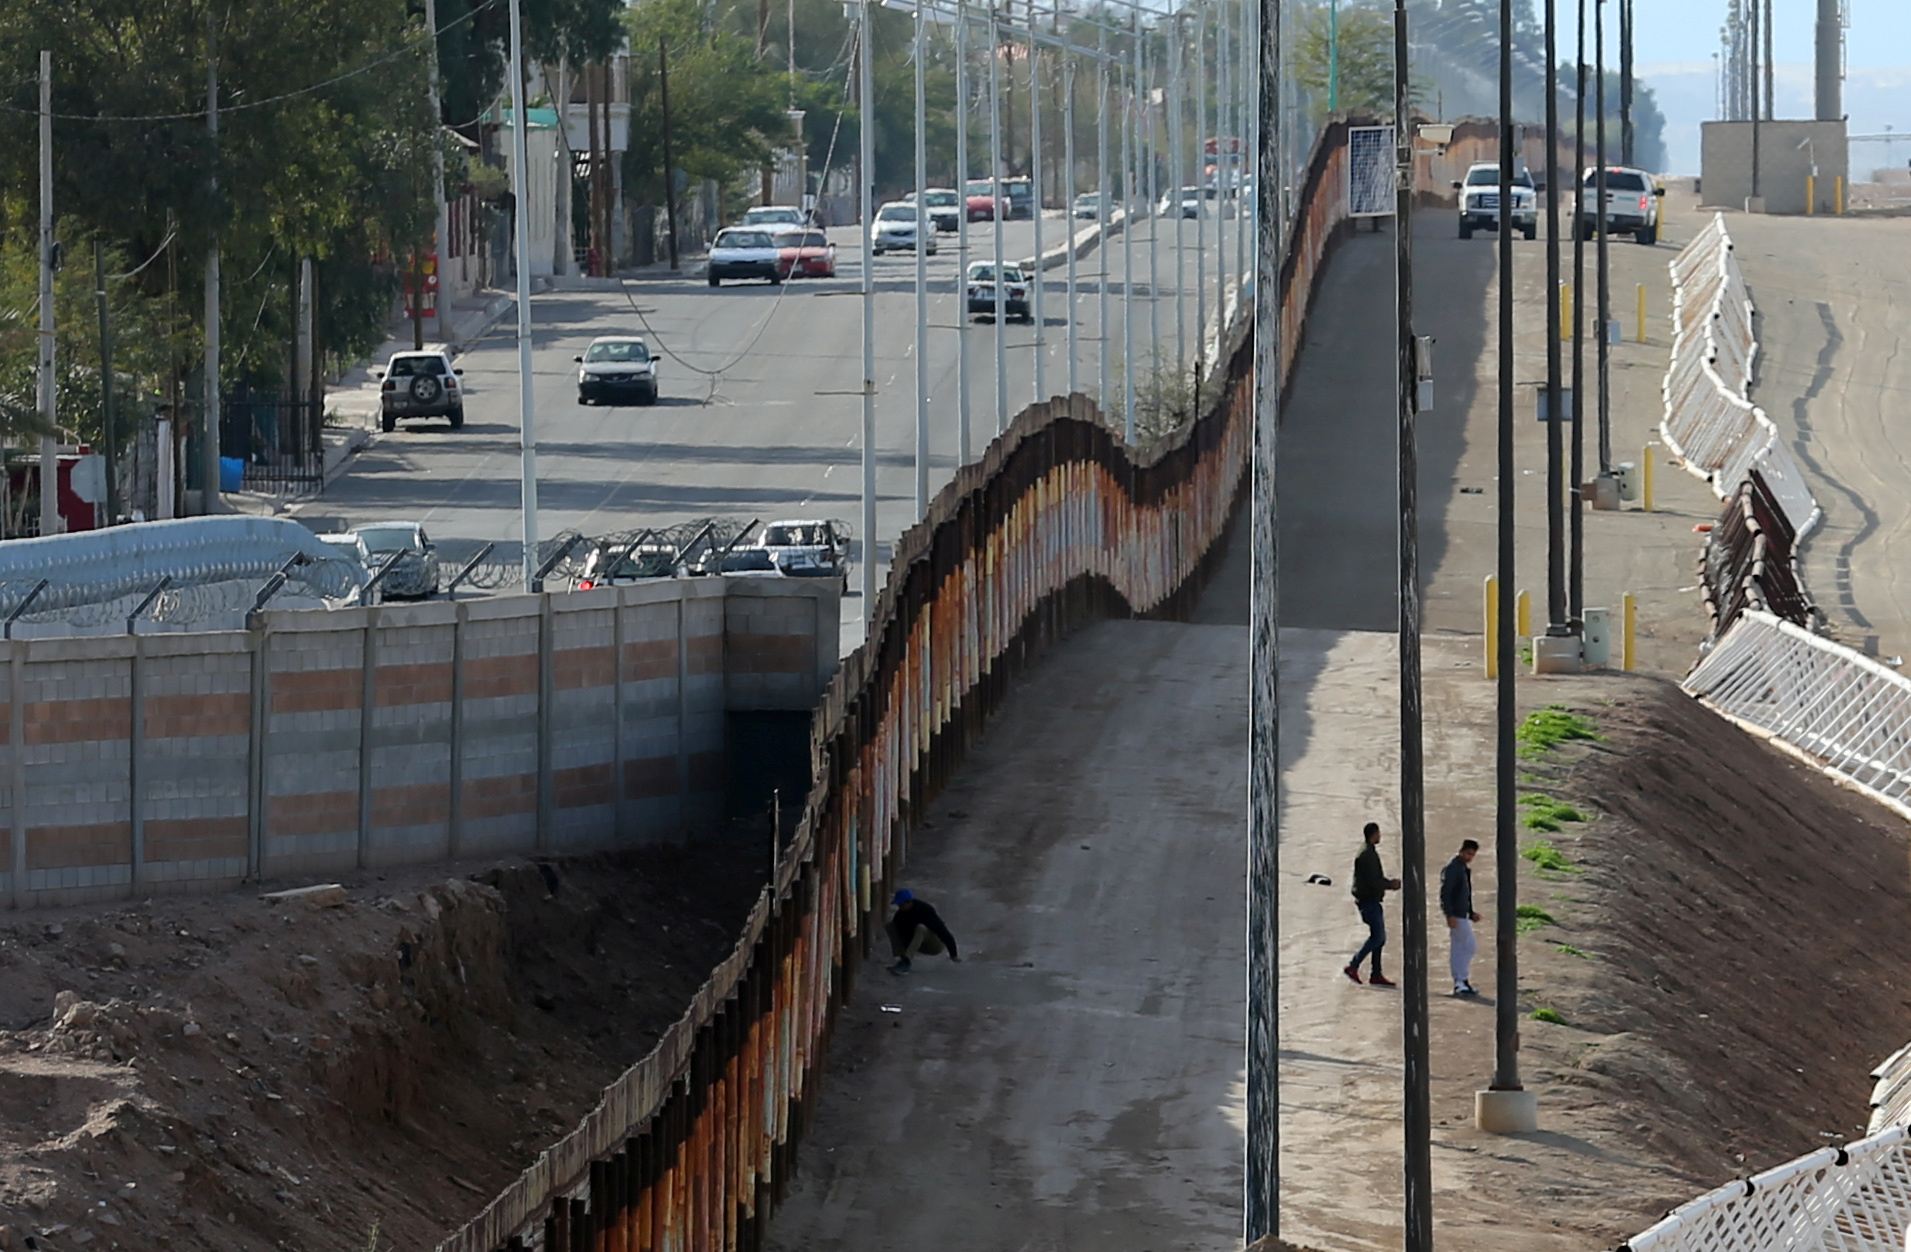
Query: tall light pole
1030 17 1047 402
956 0 974 463
989 7 1009 434
1170 14 1186 381
914 0 931 517
203 22 223 519
1216 0 1229 343
1595 0 1612 482
1571 0 1586 621
859 0 878 603
507 0 540 588
1097 18 1112 412
1544 0 1566 634
1064 30 1080 395
38 50 60 539
1144 31 1160 373
1194 12 1207 397
1122 18 1138 441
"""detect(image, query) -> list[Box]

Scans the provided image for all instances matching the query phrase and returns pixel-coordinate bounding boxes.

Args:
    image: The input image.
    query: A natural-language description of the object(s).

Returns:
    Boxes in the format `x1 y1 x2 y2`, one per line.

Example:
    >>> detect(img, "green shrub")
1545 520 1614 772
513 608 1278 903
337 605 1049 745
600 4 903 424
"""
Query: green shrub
1515 903 1556 933
1531 1007 1567 1025
1522 840 1581 874
1517 705 1602 758
1519 793 1586 831
1553 943 1592 959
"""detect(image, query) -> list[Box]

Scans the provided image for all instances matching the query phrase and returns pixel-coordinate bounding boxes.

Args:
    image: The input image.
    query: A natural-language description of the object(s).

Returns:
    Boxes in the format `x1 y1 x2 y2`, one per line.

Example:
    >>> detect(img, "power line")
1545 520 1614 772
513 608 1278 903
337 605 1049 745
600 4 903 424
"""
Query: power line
2 0 503 124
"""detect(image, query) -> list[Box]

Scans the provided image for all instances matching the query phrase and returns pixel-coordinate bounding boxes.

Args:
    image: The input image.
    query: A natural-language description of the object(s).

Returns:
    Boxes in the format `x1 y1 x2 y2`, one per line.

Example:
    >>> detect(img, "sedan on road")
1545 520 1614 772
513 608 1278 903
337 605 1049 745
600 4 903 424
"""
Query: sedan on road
967 261 1031 322
964 179 1006 221
574 336 659 406
774 228 837 278
873 203 938 255
912 189 962 232
742 205 808 229
707 228 784 285
1157 187 1208 218
1072 192 1106 219
353 521 441 599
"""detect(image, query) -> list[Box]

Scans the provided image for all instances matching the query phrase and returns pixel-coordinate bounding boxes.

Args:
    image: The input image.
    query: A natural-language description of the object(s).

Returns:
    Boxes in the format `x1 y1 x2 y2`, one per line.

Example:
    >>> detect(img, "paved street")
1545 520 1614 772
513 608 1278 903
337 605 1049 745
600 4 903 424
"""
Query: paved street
301 210 1245 642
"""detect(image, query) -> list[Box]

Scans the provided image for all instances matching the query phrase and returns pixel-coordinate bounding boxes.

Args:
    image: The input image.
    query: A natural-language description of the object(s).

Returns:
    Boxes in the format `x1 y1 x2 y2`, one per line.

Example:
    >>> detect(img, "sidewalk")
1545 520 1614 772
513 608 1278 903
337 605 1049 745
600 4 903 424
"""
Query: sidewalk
324 287 518 428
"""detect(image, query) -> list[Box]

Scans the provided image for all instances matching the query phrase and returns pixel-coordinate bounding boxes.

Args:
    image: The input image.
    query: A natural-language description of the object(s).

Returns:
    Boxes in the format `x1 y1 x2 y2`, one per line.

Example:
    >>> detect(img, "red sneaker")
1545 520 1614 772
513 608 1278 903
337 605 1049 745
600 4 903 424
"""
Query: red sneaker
1368 972 1397 987
1342 965 1363 985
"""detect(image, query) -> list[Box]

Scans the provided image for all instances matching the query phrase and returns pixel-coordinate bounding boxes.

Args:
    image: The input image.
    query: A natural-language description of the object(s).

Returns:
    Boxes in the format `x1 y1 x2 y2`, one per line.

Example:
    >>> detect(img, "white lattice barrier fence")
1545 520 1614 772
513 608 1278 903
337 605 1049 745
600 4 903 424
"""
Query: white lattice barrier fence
1621 1127 1911 1252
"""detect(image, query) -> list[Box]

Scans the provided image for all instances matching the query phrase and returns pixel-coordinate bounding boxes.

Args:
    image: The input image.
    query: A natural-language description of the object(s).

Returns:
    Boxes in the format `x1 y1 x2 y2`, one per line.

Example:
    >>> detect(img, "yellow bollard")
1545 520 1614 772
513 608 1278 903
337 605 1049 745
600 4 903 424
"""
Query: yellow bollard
1636 283 1647 343
1642 443 1655 512
1484 576 1499 679
1515 588 1531 639
1806 175 1815 216
1836 176 1845 215
1622 592 1636 672
1559 282 1573 341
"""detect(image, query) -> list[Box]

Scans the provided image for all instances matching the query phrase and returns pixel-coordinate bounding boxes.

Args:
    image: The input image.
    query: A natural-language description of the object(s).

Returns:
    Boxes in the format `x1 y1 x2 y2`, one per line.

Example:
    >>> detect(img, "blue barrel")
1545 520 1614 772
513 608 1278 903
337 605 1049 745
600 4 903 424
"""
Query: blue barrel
218 457 245 493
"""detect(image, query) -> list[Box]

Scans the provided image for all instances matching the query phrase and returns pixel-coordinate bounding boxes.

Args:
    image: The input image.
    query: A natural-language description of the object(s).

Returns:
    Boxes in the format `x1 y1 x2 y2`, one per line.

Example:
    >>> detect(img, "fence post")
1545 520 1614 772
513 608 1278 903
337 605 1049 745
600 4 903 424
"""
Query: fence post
1483 576 1498 678
676 595 690 839
8 644 22 907
448 601 466 857
246 618 269 880
356 609 378 869
128 634 146 890
536 593 554 851
613 587 628 839
1642 443 1655 512
1623 592 1636 671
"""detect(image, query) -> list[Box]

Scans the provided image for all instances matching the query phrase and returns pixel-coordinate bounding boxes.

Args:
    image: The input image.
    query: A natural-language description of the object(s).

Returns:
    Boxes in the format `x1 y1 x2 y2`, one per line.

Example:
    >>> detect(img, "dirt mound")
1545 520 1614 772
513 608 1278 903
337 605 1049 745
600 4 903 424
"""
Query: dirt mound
1511 678 1911 1183
0 841 763 1251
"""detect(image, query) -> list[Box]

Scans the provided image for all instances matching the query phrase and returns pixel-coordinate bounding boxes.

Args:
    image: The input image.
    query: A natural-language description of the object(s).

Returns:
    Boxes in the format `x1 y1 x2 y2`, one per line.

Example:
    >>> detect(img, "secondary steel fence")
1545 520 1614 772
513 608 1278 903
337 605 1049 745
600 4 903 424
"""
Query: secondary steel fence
429 116 1363 1252
1617 1125 1911 1252
1661 213 1822 640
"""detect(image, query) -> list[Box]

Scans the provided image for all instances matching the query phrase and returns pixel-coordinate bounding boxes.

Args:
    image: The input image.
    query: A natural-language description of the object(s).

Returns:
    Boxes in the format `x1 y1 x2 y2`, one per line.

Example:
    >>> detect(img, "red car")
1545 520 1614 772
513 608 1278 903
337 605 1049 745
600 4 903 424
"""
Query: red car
775 228 836 278
964 179 1006 221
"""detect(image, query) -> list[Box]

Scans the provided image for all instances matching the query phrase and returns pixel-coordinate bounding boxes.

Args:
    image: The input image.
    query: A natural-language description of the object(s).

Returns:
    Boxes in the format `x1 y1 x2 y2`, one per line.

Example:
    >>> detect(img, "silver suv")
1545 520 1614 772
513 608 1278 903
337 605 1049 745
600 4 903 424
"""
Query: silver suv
1579 166 1664 245
376 350 464 431
1455 162 1537 240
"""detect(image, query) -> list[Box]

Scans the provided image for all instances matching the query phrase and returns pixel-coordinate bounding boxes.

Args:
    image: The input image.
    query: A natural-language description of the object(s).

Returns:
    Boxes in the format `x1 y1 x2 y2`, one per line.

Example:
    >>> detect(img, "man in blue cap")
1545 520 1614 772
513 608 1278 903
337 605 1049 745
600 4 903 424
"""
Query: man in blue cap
886 889 962 975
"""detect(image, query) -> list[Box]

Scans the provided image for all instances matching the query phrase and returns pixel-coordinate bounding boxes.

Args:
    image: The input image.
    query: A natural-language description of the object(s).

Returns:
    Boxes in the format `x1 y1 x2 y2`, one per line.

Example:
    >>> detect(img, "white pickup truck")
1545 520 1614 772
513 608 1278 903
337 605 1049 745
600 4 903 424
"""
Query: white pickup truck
1454 162 1537 241
1579 165 1664 245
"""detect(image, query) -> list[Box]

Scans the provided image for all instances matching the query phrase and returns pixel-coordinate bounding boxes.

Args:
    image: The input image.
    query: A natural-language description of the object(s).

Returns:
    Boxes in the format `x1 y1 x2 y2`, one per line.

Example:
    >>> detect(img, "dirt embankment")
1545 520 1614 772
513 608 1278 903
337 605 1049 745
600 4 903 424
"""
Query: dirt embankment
1485 678 1911 1230
0 842 763 1252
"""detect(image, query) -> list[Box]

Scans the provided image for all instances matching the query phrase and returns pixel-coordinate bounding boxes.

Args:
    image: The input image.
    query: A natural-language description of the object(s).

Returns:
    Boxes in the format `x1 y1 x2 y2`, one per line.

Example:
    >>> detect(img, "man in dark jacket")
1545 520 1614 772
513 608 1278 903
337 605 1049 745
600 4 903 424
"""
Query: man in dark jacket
887 889 962 975
1343 822 1401 986
1441 840 1483 996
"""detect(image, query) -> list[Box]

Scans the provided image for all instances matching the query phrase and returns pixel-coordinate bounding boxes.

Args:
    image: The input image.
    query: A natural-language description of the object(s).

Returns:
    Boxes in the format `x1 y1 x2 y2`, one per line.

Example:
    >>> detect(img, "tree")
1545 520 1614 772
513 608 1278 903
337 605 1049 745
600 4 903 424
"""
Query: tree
1295 2 1401 119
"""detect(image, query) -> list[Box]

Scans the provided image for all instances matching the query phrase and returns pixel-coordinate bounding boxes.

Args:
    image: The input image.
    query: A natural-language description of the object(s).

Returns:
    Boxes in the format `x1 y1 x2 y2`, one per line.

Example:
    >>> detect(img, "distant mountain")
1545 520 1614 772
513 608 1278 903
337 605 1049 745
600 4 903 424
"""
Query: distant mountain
1641 61 1911 176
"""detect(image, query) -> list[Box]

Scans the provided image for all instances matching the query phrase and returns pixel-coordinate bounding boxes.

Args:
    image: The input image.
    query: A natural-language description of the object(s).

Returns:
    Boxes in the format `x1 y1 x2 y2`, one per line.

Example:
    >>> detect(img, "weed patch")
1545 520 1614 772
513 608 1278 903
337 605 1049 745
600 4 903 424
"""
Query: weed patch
1519 793 1586 831
1517 705 1602 758
1515 904 1556 933
1531 1007 1567 1025
1522 840 1582 874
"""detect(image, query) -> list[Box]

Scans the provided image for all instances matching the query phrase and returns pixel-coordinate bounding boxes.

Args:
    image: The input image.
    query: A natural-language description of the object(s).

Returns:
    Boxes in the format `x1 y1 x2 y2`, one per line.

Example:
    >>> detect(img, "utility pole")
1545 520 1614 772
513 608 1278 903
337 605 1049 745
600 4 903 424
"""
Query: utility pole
1596 0 1612 476
508 0 541 590
1762 0 1773 123
1096 17 1111 413
1544 0 1565 632
1193 12 1206 405
424 0 450 340
913 0 930 517
1748 0 1760 197
1396 8 1432 1249
1122 19 1137 441
859 0 877 604
1063 31 1079 395
659 38 680 270
1617 0 1633 166
96 241 116 524
1571 0 1586 621
38 50 60 539
1030 20 1047 402
1144 32 1160 372
203 22 223 518
1169 15 1185 385
990 8 1009 433
956 0 974 463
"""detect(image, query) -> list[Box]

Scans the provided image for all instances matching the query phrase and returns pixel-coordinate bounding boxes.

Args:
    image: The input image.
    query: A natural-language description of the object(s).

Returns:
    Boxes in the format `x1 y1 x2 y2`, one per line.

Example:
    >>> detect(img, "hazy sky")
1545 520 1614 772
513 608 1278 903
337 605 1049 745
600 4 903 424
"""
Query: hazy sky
1631 0 1909 71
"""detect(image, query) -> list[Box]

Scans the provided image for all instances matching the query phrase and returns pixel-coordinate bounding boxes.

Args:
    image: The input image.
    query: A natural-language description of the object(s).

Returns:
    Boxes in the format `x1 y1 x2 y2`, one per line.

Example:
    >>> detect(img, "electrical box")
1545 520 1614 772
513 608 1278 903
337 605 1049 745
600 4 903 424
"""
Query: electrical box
1614 461 1639 502
1583 607 1612 667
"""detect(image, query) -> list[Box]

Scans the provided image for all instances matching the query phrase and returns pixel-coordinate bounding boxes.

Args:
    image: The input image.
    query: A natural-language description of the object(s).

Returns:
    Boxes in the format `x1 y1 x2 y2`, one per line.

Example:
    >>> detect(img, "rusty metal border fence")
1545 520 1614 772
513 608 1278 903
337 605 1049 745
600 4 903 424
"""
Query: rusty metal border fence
433 119 1359 1252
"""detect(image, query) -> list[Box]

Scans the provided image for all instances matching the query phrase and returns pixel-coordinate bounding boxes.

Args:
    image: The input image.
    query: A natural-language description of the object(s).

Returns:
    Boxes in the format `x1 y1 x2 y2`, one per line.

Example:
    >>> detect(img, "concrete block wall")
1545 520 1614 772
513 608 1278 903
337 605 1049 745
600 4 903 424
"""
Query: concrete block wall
4 577 838 909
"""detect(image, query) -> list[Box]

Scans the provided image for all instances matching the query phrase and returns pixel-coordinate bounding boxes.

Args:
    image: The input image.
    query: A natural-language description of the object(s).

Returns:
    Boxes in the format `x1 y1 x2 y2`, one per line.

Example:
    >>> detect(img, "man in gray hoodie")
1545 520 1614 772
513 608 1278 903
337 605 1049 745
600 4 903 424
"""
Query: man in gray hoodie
1440 839 1482 996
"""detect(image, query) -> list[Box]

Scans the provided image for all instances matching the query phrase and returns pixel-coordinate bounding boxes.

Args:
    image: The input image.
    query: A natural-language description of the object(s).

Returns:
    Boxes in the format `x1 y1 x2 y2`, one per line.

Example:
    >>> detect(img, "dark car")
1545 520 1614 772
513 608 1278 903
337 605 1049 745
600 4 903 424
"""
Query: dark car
1001 177 1034 220
574 336 659 406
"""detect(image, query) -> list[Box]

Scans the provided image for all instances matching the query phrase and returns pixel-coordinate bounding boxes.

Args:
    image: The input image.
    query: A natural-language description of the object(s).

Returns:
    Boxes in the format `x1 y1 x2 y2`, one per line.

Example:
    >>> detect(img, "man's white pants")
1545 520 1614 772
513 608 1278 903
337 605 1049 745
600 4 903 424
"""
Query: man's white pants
1449 917 1476 989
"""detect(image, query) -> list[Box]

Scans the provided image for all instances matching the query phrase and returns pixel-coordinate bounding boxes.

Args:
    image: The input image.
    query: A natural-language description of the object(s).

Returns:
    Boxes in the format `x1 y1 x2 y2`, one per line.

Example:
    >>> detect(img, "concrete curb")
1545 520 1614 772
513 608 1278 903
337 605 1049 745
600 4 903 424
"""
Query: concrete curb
1014 212 1122 274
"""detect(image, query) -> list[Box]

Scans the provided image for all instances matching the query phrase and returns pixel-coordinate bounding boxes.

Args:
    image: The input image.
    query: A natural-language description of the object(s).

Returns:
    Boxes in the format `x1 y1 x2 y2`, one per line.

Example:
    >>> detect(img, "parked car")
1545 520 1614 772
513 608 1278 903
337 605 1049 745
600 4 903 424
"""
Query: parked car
1579 165 1664 245
574 542 681 588
873 202 938 255
1158 186 1207 218
774 228 837 278
742 205 808 229
1000 177 1034 219
352 521 440 599
964 178 1006 221
913 188 962 232
757 518 850 591
689 547 783 578
573 336 659 406
707 227 784 285
374 350 464 432
1455 162 1537 240
1071 192 1106 219
966 261 1031 322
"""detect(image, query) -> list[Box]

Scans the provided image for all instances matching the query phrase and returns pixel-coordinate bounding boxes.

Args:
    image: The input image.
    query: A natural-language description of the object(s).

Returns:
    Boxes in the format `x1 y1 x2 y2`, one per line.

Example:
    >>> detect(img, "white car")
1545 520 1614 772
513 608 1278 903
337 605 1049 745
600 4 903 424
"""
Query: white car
742 205 807 229
908 189 962 232
873 202 938 255
374 349 465 432
1579 165 1664 245
1455 162 1537 240
707 227 784 285
573 336 659 406
1072 192 1106 219
1158 187 1207 218
966 261 1031 322
757 518 851 590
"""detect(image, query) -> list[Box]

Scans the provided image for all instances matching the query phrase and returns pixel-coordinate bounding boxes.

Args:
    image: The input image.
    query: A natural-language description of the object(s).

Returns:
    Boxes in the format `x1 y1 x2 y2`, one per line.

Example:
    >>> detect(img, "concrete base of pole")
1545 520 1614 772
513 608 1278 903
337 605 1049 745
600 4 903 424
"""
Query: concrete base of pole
1587 472 1621 510
1475 1088 1538 1134
1531 632 1583 674
1744 195 1766 214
